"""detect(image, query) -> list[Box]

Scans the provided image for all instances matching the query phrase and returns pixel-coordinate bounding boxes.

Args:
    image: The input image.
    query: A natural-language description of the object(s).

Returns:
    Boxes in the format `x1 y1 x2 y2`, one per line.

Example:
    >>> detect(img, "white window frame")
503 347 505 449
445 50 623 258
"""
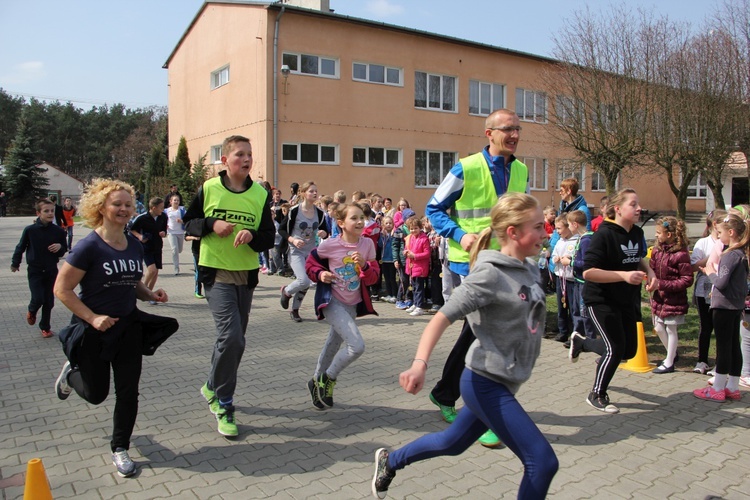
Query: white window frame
352 62 403 86
515 88 547 123
686 172 708 199
557 161 586 191
590 169 616 192
523 157 548 191
282 52 339 78
352 147 402 167
210 145 222 164
469 80 506 116
211 65 230 90
414 71 457 112
415 150 457 188
281 143 338 165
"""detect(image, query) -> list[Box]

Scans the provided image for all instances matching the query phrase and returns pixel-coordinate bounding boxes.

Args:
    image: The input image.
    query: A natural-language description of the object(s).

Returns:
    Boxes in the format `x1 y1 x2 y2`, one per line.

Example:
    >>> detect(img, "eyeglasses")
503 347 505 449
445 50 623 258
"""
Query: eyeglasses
488 126 522 133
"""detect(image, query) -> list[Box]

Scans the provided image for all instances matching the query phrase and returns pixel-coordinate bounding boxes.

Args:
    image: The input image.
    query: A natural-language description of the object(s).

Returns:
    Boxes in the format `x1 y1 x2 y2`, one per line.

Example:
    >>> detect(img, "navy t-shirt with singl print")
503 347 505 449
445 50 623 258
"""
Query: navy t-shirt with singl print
66 231 144 317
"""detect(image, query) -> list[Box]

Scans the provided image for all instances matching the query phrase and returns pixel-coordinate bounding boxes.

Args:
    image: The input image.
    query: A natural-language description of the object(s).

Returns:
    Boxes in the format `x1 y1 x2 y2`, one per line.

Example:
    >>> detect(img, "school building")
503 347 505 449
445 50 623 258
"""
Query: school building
164 0 744 216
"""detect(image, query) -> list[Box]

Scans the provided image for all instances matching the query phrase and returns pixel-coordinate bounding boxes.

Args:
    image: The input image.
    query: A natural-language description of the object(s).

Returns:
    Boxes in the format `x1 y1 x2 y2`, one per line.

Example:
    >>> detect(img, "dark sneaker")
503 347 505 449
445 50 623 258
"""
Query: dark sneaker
26 311 36 326
280 286 291 310
371 448 395 499
216 405 239 437
112 448 136 477
553 334 568 343
316 372 336 408
586 391 619 413
290 310 302 322
55 362 73 400
429 393 457 423
477 429 505 448
569 332 585 363
200 382 220 414
308 378 326 410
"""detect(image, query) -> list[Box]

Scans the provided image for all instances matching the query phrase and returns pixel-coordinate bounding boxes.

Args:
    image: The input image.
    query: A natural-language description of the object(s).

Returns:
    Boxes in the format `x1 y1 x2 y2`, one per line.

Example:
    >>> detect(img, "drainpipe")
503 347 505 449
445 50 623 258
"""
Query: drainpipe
273 4 285 189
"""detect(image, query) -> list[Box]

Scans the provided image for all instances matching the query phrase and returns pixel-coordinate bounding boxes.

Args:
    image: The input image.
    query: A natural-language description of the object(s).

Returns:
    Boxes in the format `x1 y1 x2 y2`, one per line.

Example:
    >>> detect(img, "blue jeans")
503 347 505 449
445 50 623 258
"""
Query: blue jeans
555 278 574 337
389 369 558 500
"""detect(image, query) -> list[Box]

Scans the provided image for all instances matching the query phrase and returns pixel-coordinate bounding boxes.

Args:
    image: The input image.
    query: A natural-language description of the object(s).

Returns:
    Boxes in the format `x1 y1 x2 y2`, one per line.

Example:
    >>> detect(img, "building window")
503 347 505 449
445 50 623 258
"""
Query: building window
469 80 505 116
282 52 338 78
353 147 401 167
414 71 456 112
211 65 230 90
557 161 585 191
353 62 402 86
415 150 456 187
590 170 613 192
687 172 708 198
515 88 547 123
523 157 548 191
282 143 338 164
210 145 222 164
555 95 583 127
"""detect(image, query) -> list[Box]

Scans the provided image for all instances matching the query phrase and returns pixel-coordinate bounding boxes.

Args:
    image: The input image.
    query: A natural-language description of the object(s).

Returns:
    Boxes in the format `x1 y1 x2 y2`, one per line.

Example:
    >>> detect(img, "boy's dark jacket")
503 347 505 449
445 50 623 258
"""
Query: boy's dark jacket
12 218 67 269
305 248 380 320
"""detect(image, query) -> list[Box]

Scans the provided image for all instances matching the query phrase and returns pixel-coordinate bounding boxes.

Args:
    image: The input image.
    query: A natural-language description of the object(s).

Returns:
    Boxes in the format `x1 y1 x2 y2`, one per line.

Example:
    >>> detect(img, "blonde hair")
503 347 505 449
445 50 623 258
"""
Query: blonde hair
654 216 689 252
299 180 316 194
605 188 637 219
222 135 250 156
566 210 587 227
469 192 540 268
79 178 135 228
703 209 727 238
719 212 750 259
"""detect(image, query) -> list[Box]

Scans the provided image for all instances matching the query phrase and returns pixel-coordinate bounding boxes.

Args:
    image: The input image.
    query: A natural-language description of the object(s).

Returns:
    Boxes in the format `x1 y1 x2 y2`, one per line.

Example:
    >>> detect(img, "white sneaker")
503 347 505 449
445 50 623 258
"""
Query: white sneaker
410 307 425 316
405 305 416 313
707 366 716 376
740 376 750 388
693 362 710 374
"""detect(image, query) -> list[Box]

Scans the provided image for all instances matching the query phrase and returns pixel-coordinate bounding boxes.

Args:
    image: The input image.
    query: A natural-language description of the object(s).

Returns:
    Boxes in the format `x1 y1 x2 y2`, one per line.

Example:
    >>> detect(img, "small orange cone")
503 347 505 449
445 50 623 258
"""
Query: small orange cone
23 458 53 500
620 322 653 373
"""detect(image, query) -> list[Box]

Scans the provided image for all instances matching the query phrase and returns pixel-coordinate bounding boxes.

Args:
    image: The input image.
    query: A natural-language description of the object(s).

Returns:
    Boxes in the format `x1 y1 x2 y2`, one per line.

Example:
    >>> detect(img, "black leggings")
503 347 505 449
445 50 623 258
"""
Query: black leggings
696 295 714 364
68 323 143 452
587 303 638 396
712 308 742 376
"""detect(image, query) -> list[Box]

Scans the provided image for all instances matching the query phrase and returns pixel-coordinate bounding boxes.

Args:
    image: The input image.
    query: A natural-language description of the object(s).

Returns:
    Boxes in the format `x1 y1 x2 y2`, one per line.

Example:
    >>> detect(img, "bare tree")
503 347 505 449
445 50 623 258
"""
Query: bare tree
543 6 655 195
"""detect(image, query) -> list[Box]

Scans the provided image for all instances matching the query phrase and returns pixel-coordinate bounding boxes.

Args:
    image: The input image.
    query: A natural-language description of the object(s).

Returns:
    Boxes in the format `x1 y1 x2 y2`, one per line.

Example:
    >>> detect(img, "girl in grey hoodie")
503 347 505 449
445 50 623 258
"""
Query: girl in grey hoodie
371 193 558 500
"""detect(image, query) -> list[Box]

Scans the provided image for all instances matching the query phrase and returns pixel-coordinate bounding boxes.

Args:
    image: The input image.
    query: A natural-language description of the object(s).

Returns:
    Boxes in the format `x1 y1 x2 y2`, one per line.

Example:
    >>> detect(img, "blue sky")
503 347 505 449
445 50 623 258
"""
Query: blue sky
0 0 719 109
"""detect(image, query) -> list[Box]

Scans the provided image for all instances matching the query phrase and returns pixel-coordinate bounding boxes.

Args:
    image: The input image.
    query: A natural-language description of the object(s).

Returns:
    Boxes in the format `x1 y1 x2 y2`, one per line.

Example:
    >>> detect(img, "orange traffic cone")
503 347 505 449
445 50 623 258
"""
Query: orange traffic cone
23 458 53 500
620 322 653 373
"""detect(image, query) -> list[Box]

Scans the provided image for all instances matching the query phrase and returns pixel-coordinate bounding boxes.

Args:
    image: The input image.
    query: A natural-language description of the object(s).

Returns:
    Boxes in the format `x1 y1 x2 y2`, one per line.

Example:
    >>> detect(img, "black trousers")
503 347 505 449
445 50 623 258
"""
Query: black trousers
712 308 742 376
27 267 57 331
67 321 143 452
696 296 714 364
588 302 638 396
430 319 475 406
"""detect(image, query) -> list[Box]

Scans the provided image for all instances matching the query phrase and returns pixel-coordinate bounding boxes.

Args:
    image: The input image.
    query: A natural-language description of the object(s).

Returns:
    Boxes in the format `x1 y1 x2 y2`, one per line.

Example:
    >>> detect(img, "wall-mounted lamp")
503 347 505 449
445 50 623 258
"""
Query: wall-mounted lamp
281 64 290 94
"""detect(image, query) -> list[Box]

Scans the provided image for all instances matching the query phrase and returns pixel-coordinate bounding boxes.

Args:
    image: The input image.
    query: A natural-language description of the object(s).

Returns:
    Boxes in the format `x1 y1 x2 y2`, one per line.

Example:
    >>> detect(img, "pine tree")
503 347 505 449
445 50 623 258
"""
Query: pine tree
4 113 48 214
170 136 192 195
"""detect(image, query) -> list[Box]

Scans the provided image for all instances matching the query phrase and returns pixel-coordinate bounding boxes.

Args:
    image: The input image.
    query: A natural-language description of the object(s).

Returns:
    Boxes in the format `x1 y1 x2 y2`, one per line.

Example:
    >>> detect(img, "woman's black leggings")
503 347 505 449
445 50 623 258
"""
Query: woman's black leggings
712 308 742 376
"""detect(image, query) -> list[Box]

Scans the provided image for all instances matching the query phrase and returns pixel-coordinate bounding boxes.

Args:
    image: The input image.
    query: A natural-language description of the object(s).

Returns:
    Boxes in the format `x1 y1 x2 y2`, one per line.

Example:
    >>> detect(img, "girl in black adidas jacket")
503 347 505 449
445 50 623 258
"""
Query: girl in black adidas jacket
582 188 655 414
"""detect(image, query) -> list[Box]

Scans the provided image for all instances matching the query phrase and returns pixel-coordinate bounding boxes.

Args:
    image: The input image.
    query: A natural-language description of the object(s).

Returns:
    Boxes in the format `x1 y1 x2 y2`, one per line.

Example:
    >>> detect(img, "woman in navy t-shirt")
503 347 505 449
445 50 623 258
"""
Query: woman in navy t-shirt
53 179 170 479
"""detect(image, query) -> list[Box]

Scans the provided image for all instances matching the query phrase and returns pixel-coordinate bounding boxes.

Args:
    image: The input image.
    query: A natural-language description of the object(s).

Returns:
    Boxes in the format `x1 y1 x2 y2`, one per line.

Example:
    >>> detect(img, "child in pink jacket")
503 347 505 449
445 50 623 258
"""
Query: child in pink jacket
404 215 431 317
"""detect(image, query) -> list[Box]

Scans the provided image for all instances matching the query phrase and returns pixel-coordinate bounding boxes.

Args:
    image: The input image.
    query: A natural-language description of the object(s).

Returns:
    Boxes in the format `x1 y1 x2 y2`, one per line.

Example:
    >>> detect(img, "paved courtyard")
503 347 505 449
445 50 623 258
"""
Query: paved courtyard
0 215 748 499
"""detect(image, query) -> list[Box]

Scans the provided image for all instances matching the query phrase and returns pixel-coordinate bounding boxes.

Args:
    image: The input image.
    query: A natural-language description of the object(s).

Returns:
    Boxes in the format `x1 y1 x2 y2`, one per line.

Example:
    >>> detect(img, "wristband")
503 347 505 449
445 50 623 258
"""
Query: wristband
413 358 428 369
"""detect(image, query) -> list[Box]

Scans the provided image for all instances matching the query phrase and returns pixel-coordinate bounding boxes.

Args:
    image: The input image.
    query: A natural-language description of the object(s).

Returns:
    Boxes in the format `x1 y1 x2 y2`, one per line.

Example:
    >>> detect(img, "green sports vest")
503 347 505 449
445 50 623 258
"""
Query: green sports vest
199 177 266 271
448 153 528 263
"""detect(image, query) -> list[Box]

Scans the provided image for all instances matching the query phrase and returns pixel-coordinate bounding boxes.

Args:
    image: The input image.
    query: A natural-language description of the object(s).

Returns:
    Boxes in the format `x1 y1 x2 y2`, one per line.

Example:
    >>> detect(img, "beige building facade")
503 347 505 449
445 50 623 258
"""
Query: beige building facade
165 1 733 216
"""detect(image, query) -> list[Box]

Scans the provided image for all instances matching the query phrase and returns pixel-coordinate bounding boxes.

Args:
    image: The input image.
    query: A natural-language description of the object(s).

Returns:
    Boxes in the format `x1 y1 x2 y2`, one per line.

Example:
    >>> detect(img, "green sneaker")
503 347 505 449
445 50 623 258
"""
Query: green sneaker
316 372 336 408
194 292 205 299
477 429 505 449
216 405 238 437
429 393 458 423
200 382 220 415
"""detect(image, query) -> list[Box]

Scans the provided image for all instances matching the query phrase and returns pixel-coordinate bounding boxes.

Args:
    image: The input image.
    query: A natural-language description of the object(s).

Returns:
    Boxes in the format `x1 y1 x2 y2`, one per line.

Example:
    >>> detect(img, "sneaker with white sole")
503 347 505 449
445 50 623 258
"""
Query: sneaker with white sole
569 332 585 363
371 448 396 499
409 307 425 316
693 362 710 374
740 376 750 388
477 429 505 448
707 366 716 376
308 378 325 410
405 305 416 313
586 391 619 413
216 405 239 436
112 448 136 477
316 372 336 408
55 362 73 400
201 382 220 414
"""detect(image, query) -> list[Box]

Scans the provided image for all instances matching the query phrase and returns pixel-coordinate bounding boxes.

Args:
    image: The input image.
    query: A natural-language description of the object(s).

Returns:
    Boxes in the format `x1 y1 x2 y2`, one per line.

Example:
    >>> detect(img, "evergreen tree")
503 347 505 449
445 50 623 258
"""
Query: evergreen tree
145 120 169 199
4 112 48 214
190 152 209 195
170 136 192 195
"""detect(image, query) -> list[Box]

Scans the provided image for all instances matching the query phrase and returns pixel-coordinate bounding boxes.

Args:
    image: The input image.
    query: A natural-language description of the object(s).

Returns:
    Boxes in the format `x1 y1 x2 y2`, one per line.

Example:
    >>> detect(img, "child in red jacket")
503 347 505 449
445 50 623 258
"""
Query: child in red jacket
404 215 431 317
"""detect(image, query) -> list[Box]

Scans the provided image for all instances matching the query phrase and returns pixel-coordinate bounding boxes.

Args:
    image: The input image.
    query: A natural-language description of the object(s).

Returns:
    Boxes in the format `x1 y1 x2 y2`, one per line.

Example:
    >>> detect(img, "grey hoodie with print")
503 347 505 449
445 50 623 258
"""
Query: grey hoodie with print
439 249 546 394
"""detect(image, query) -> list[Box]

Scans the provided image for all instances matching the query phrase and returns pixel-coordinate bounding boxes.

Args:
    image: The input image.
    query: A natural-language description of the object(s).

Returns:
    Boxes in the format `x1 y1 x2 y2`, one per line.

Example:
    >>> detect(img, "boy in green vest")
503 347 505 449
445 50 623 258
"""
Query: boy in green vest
183 135 275 438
